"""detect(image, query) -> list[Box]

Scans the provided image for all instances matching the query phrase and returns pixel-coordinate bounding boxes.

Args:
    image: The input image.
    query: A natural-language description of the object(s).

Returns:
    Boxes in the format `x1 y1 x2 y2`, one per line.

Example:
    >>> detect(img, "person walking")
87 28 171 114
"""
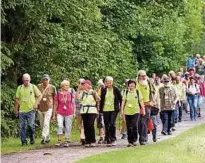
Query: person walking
159 76 177 135
100 76 122 147
53 80 76 147
186 77 200 120
136 70 155 145
121 80 145 147
76 80 100 147
14 73 41 146
37 74 57 144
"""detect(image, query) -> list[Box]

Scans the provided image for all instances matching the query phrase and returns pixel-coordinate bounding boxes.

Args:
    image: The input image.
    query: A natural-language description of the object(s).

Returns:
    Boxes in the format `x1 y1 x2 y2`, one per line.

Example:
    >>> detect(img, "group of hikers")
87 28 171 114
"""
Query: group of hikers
14 54 205 147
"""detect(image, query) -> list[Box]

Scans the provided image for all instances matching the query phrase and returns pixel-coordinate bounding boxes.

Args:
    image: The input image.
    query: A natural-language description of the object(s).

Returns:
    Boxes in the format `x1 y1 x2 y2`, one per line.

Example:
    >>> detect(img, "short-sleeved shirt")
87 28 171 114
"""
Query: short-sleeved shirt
136 83 150 103
55 91 74 116
103 88 114 112
16 84 41 113
37 84 57 112
123 90 143 115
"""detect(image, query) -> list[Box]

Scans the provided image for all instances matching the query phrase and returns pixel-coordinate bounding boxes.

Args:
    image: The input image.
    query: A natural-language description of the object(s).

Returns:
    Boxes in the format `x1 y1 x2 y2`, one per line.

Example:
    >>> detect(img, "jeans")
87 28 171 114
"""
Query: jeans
37 108 52 141
19 110 36 144
161 110 174 133
57 114 73 139
187 95 198 120
125 113 140 144
81 113 97 144
103 111 118 144
138 107 150 143
151 115 157 139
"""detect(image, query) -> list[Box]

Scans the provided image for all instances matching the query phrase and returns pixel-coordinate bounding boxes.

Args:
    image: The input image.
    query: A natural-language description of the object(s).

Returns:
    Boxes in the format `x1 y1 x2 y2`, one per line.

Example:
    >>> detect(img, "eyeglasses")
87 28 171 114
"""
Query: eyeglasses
164 81 169 83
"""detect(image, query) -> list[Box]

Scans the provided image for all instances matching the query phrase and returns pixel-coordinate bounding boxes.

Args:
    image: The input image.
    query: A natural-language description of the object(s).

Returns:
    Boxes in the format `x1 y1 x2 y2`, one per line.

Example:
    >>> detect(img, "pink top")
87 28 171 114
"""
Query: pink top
199 82 205 97
55 91 74 116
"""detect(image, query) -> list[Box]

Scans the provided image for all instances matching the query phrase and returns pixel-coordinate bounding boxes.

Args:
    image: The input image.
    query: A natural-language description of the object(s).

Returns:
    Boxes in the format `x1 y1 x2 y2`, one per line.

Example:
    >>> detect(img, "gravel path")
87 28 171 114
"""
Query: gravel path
2 108 205 163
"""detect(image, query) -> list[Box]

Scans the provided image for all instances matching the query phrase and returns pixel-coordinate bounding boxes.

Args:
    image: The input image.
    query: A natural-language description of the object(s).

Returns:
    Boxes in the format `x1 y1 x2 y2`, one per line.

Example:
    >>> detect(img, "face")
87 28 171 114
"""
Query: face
128 83 136 90
155 78 160 85
138 74 146 81
105 80 113 88
152 73 156 79
23 77 30 86
82 83 89 90
164 81 170 86
62 84 69 91
42 78 49 86
180 68 183 72
189 70 194 75
190 79 195 83
176 78 180 83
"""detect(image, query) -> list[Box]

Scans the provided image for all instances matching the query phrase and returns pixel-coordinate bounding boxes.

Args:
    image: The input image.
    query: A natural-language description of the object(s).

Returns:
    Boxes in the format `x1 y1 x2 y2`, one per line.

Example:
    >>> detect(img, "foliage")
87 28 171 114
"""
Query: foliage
1 0 204 139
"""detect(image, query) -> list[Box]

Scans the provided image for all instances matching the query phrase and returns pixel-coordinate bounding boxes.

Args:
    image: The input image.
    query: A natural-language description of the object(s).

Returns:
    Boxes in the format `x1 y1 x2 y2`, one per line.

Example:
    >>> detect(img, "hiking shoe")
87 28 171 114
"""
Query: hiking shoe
45 139 50 144
90 143 96 147
98 137 104 144
111 141 116 146
140 142 146 145
21 141 28 146
121 134 127 139
172 128 176 131
198 113 201 117
107 143 112 147
41 139 46 145
133 142 137 146
30 139 35 145
85 144 90 147
81 139 86 145
55 141 62 147
161 131 167 135
64 141 69 147
127 143 134 147
168 132 172 135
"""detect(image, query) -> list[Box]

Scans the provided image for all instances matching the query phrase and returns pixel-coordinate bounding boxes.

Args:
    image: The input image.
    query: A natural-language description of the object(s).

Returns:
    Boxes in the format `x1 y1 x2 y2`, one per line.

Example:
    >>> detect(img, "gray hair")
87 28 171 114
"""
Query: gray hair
105 76 113 81
22 73 31 80
61 80 70 87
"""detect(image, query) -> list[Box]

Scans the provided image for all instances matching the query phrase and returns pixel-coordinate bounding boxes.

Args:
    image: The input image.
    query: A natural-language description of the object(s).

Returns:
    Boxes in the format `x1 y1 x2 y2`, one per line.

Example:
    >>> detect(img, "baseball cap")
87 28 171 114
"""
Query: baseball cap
42 74 50 80
82 80 92 85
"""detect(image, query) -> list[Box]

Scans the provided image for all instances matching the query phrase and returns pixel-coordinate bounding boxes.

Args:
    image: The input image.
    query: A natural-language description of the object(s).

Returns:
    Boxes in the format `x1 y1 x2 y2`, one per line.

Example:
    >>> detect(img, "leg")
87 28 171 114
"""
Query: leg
121 115 127 139
168 111 173 134
64 115 73 141
188 95 194 120
81 114 89 145
109 111 118 143
42 108 52 142
87 114 96 144
151 115 157 142
103 112 111 144
162 111 168 134
193 96 198 120
56 114 64 145
27 110 36 144
19 113 27 145
125 115 133 144
178 101 183 122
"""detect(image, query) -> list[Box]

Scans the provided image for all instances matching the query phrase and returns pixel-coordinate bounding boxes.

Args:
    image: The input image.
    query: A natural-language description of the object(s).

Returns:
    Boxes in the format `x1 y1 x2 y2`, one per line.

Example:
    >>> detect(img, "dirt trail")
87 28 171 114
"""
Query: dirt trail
2 109 205 163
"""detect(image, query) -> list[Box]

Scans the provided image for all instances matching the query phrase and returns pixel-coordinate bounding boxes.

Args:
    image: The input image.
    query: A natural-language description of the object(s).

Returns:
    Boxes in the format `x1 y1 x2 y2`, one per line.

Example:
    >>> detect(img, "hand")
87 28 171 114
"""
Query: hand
52 115 56 120
15 109 19 117
140 108 146 116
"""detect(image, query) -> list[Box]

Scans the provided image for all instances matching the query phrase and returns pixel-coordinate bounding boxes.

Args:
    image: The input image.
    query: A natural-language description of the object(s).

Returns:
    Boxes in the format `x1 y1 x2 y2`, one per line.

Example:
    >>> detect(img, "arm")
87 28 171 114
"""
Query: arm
52 95 58 119
120 100 126 116
14 98 19 116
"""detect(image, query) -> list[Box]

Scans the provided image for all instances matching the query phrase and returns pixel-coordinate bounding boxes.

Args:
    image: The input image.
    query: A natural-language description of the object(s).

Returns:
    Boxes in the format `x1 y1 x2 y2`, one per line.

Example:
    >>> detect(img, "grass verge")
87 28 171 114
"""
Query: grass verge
78 124 205 163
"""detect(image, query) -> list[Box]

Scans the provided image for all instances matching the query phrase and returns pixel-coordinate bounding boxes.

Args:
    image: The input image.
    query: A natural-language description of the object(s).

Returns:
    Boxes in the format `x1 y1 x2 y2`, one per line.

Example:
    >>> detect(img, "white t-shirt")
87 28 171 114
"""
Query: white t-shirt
187 84 200 95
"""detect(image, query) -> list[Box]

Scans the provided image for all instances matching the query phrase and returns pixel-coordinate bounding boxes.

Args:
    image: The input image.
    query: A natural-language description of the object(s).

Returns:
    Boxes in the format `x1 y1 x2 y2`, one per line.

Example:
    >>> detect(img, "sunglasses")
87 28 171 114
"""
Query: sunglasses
164 81 169 83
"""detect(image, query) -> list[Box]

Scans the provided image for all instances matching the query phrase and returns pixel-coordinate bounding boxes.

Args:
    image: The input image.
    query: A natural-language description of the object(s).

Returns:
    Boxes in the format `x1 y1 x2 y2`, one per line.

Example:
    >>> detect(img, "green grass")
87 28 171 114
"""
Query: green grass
78 124 205 163
1 119 80 154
